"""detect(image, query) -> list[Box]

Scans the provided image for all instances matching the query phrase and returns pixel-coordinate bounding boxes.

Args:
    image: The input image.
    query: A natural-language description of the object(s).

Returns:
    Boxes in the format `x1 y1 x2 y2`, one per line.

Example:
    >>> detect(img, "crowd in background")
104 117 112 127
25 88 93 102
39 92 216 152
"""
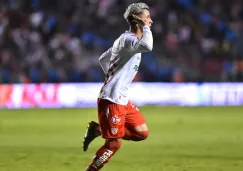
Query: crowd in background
1 0 243 83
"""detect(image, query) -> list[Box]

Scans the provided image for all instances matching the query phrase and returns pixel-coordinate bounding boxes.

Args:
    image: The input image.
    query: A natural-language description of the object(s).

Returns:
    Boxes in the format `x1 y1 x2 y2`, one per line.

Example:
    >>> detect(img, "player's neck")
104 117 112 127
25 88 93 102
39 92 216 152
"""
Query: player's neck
130 27 143 39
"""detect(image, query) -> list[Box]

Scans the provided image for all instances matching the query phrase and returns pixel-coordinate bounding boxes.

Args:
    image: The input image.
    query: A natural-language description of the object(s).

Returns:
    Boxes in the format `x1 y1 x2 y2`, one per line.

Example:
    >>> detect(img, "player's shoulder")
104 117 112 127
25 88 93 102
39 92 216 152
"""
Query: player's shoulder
113 31 138 49
119 31 139 44
121 31 137 39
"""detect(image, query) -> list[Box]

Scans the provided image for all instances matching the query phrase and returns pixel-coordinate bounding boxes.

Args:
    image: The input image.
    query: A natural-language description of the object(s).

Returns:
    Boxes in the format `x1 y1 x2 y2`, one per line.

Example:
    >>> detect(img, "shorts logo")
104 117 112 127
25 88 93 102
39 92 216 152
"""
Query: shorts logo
111 115 121 124
111 127 118 135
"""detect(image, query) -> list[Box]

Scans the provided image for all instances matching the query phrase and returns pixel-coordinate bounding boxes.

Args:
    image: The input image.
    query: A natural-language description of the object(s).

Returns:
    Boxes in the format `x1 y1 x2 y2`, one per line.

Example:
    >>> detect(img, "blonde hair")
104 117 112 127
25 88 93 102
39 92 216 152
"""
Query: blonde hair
124 2 149 22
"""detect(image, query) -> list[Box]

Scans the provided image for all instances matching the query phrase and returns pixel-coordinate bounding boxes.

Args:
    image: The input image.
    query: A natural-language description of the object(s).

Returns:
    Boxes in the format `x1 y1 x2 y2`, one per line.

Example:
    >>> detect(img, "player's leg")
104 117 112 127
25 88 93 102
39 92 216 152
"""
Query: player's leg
123 101 149 141
82 121 148 145
123 125 149 141
83 100 148 147
85 99 125 171
85 138 122 171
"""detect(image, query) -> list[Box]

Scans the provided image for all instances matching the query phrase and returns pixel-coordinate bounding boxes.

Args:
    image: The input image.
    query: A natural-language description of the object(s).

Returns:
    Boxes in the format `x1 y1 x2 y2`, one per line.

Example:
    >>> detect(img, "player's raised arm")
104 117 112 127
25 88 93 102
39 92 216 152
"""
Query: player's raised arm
99 47 112 74
123 3 153 53
125 25 153 53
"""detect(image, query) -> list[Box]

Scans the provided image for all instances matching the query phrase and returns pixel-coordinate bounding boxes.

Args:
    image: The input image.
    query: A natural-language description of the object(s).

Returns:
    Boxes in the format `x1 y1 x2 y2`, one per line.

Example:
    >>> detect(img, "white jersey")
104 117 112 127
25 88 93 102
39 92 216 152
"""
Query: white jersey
98 26 153 105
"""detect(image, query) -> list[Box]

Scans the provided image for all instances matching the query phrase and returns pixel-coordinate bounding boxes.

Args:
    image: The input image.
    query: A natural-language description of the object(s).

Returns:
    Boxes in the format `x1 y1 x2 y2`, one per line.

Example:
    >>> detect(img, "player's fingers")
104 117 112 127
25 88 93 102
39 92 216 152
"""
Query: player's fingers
143 18 149 26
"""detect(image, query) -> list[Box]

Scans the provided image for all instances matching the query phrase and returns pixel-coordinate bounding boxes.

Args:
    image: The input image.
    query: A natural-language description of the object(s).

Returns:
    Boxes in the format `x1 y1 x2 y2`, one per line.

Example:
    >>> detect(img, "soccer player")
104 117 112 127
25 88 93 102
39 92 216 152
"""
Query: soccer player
83 2 153 171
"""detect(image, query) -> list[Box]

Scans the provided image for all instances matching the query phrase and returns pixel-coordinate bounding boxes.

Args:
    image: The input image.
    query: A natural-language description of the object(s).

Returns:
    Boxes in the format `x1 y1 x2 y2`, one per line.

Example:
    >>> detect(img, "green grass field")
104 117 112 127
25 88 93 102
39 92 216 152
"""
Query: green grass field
0 106 243 171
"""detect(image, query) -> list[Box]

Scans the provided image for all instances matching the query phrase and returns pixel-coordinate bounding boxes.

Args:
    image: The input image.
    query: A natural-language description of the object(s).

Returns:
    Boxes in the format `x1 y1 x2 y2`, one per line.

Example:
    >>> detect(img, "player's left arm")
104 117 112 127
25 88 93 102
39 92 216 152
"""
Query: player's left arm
99 47 112 74
124 26 153 53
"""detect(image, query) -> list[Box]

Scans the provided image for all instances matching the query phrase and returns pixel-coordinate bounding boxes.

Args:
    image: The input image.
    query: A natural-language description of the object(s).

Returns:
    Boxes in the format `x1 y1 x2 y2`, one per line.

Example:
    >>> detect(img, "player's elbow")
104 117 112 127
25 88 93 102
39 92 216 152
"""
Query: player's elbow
142 44 153 52
139 41 153 52
98 58 103 67
98 58 102 66
99 56 104 62
146 44 153 51
99 56 106 66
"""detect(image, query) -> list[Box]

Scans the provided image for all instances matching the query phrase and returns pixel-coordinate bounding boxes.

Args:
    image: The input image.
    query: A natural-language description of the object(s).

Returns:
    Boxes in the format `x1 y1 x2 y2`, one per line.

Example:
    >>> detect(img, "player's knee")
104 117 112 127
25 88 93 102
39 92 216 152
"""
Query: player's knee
105 138 122 150
137 130 149 141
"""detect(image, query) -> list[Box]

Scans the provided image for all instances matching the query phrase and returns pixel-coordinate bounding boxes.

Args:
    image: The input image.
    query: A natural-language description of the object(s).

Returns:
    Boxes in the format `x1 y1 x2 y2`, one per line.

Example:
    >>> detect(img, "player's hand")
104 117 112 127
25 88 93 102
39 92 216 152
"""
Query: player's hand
143 18 151 27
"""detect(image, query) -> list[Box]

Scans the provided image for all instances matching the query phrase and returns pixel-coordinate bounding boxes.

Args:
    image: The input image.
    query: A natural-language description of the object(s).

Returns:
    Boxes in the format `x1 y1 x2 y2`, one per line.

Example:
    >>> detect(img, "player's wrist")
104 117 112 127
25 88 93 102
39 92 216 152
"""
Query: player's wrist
143 25 151 30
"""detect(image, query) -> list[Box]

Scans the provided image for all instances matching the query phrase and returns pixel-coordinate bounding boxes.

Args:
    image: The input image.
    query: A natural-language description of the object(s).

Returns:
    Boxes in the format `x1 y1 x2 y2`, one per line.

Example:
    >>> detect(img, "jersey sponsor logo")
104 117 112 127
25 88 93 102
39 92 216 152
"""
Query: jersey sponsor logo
111 114 121 124
134 65 139 71
92 150 113 169
111 127 118 135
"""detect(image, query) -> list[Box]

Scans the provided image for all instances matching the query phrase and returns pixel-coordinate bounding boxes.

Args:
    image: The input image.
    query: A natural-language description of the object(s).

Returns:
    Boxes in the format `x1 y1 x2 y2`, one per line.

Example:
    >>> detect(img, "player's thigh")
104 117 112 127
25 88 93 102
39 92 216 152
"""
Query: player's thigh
98 99 126 139
125 101 148 132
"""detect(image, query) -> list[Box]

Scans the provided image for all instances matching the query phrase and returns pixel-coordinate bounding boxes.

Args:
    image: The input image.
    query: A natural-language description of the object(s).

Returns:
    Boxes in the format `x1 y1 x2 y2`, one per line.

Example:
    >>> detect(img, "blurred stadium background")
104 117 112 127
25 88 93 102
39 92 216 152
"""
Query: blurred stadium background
0 0 243 171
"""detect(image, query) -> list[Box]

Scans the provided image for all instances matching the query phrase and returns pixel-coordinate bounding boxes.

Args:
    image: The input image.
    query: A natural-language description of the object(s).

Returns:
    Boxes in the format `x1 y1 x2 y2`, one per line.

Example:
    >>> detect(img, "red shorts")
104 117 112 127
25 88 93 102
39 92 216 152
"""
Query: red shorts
97 98 146 139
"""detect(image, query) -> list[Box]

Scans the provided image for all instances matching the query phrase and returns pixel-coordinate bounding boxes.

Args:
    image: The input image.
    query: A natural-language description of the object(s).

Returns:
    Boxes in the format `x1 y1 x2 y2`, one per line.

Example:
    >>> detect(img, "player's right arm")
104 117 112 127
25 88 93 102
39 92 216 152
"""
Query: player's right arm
99 47 112 74
124 26 153 53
